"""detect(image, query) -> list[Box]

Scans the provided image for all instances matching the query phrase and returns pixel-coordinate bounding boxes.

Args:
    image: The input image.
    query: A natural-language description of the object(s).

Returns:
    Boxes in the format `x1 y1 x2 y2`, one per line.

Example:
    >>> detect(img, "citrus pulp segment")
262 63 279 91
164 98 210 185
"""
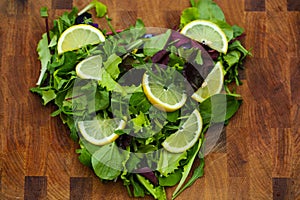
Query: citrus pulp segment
191 61 224 103
77 118 126 146
57 24 105 54
162 109 203 153
75 55 103 80
142 71 187 112
180 20 228 54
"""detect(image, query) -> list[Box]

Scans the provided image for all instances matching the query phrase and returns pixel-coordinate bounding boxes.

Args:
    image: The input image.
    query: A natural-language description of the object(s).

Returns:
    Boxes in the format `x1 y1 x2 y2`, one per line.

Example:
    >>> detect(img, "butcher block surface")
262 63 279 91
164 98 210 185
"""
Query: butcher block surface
0 0 299 199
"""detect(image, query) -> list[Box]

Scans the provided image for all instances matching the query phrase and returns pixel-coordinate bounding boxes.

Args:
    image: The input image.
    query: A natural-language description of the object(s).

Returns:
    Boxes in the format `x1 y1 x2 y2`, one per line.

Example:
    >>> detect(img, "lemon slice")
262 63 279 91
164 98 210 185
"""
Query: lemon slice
57 24 105 54
76 55 103 80
142 69 187 112
180 20 228 53
191 61 224 103
77 118 126 146
162 109 203 153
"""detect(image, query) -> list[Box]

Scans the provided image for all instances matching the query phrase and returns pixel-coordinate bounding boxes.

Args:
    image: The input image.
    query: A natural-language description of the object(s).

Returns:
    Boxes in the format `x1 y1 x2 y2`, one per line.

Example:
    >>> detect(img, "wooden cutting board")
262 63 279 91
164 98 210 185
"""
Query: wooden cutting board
0 0 299 199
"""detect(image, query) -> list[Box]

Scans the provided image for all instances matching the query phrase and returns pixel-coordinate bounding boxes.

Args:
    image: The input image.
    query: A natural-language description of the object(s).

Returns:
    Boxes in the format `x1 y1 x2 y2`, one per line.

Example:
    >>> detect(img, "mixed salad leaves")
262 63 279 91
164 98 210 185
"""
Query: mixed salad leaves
31 0 250 199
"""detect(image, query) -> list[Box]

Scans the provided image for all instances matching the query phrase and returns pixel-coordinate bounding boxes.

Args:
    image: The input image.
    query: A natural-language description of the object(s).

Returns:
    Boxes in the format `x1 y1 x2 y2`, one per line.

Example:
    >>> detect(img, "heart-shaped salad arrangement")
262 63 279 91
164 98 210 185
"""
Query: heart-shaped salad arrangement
31 0 251 199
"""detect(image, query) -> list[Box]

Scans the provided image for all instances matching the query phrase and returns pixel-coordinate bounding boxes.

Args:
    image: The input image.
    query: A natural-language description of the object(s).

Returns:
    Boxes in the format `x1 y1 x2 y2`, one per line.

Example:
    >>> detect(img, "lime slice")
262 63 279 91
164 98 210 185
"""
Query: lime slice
180 20 228 53
76 55 103 80
191 61 224 103
57 24 105 54
142 69 187 112
162 109 203 153
192 62 224 103
77 118 126 146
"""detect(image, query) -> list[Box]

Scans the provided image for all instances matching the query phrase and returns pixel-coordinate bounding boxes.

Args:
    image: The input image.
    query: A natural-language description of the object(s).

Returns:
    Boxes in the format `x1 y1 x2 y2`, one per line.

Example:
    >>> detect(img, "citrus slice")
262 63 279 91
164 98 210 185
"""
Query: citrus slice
142 69 187 112
162 109 203 153
76 55 103 80
77 118 126 146
57 24 105 54
191 61 224 103
180 20 228 54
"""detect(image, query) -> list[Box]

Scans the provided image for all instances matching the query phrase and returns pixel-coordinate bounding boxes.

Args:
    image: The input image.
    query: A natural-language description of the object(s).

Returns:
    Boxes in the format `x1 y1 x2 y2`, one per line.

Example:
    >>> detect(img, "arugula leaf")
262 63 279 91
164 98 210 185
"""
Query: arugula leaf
136 174 167 200
223 50 241 69
228 40 251 59
172 139 202 198
36 33 51 85
130 176 145 197
172 158 204 199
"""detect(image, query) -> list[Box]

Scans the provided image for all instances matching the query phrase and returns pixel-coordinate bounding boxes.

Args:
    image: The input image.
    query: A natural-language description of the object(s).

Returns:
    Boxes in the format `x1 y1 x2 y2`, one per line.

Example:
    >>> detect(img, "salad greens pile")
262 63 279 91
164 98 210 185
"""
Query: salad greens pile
31 0 250 199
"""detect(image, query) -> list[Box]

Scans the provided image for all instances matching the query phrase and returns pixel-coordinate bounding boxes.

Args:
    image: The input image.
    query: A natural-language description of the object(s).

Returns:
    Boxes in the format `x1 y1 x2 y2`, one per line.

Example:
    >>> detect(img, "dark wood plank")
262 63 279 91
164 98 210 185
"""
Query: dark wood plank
52 0 72 9
24 176 47 200
245 0 265 11
287 0 300 11
266 0 287 12
70 177 92 200
272 178 292 200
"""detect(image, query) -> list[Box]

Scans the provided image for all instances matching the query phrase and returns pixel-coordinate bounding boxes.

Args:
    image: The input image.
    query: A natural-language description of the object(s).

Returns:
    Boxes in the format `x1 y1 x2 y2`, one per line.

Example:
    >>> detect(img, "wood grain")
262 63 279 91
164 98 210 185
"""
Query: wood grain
0 0 299 199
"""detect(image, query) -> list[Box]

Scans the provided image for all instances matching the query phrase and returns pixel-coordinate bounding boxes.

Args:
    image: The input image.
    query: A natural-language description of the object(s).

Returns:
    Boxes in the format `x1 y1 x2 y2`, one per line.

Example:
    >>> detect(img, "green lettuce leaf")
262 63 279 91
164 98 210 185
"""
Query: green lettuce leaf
157 149 187 176
36 33 51 85
92 143 124 180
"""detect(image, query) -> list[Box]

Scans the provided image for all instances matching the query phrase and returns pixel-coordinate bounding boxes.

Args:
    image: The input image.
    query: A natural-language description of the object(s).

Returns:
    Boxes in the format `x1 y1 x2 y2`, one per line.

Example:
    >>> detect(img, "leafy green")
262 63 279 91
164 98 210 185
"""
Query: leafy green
40 7 48 17
36 33 51 85
157 150 187 176
78 0 107 17
41 90 57 105
130 176 145 197
172 139 203 198
180 7 200 27
136 174 167 200
200 94 242 124
158 169 182 186
103 53 122 79
92 143 124 180
180 0 225 27
143 30 172 56
172 157 204 199
31 1 250 199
